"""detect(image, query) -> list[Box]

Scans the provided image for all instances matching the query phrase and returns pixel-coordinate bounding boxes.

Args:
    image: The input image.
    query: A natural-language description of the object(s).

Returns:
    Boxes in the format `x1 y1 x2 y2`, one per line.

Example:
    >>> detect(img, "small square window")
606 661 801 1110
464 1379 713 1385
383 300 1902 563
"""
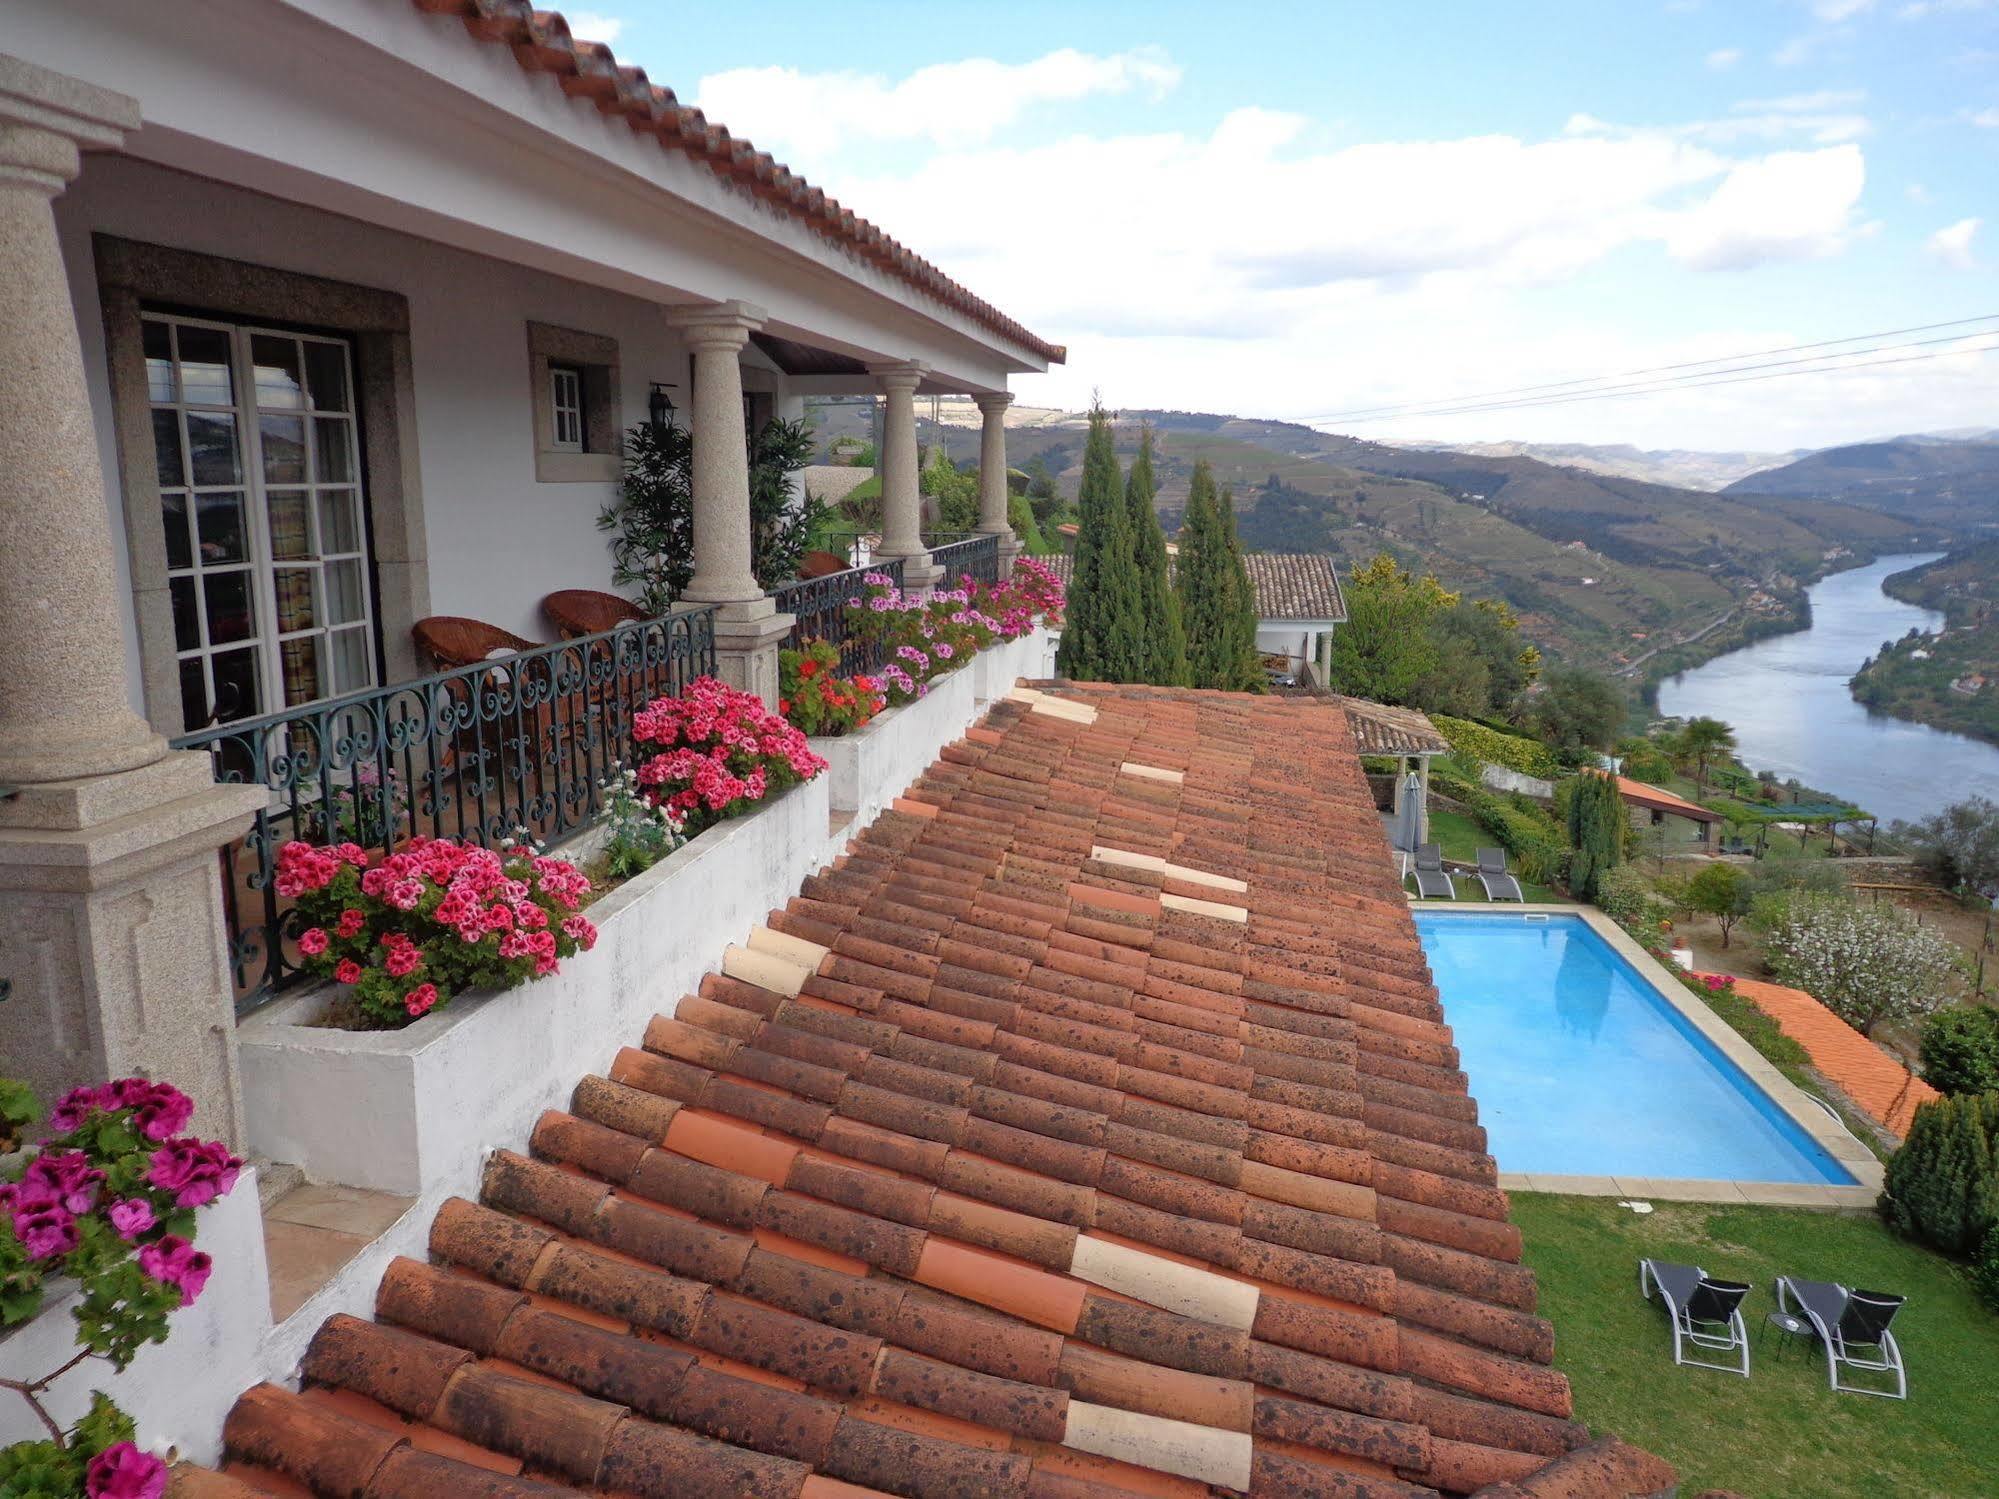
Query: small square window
550 364 585 451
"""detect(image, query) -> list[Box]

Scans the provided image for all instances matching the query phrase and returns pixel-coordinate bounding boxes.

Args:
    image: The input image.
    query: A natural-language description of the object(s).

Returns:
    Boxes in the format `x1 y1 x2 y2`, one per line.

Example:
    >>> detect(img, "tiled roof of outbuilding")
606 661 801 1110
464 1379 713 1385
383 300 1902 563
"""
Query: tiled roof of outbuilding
1334 699 1449 759
1038 554 1347 624
405 0 1063 365
214 683 1674 1499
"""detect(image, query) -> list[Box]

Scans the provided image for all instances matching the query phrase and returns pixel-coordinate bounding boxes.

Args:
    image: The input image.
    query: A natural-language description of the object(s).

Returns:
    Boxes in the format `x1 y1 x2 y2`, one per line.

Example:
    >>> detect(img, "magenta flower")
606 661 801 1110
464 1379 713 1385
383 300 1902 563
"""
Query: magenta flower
137 1234 212 1306
297 926 329 956
14 1204 78 1261
85 1442 167 1499
122 1081 194 1142
23 1150 105 1214
48 1083 113 1133
146 1136 242 1209
107 1198 157 1241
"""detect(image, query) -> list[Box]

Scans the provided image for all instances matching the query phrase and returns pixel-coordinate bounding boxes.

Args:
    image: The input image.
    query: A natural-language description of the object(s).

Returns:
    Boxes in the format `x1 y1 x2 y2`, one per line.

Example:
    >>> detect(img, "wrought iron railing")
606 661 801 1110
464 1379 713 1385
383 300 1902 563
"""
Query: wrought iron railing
773 558 906 677
173 607 717 1013
927 531 1002 586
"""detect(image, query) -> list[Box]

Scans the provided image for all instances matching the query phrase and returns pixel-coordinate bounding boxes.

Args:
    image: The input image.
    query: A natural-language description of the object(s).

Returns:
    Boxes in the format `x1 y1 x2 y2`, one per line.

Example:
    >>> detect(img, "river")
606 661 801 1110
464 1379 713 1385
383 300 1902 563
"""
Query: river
1657 553 1999 827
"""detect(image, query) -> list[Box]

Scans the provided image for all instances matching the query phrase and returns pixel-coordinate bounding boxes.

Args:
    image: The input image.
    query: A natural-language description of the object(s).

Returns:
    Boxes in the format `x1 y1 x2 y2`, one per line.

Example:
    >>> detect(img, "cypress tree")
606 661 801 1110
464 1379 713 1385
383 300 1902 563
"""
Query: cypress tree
1174 462 1265 692
1216 485 1265 692
1057 403 1143 681
1566 771 1625 902
1882 1092 1999 1255
1125 425 1188 685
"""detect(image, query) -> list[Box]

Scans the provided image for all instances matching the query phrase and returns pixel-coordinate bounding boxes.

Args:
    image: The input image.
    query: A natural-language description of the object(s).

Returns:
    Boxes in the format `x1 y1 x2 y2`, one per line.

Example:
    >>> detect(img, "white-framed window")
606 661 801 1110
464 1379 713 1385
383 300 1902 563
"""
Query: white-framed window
549 363 585 451
145 312 377 730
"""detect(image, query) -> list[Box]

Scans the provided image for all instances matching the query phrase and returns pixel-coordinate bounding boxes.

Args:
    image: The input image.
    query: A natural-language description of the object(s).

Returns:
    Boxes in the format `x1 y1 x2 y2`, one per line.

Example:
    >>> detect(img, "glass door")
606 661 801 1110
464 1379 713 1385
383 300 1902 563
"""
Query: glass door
146 313 376 729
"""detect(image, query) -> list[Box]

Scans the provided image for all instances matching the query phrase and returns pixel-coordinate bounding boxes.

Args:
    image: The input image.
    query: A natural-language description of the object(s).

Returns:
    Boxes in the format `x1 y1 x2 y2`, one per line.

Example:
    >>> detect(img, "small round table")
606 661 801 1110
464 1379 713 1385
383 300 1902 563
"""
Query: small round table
1764 1310 1813 1355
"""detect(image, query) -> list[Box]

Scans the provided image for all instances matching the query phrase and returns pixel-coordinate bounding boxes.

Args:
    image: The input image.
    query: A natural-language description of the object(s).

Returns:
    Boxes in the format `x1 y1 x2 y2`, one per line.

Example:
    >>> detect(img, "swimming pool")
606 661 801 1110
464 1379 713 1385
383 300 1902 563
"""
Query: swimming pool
1414 911 1856 1186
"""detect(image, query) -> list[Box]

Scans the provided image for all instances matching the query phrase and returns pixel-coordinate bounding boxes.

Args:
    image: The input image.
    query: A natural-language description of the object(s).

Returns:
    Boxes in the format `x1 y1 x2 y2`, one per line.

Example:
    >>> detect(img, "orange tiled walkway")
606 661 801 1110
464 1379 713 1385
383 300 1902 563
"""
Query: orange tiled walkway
1724 976 1940 1137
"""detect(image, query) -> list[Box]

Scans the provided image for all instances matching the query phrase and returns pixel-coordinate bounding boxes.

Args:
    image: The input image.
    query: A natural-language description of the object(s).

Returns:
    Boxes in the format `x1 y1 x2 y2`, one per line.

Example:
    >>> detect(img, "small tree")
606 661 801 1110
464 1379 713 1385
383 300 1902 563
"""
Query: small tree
1057 402 1145 682
1880 1092 1999 1256
1683 861 1751 947
1124 425 1188 686
1896 795 1999 895
1527 667 1627 756
920 448 979 532
1567 771 1627 903
1766 896 1964 1035
1326 554 1454 705
1673 716 1737 799
1175 462 1264 692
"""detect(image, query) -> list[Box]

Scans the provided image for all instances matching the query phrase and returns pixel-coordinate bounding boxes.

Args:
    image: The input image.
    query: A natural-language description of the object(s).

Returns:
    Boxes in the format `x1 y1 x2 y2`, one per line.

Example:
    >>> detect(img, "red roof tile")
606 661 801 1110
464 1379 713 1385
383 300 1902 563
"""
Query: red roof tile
407 1 1063 366
219 684 1676 1497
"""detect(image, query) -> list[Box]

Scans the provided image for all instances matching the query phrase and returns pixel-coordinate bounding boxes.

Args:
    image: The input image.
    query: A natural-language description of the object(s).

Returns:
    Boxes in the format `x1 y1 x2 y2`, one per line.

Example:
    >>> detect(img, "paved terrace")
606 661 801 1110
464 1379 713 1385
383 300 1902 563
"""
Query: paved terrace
191 685 1675 1499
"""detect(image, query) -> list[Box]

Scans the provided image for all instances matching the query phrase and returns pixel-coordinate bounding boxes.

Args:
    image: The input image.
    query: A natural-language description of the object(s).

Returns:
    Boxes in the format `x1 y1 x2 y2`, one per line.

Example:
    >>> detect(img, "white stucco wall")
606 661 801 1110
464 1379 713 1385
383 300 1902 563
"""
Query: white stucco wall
1256 624 1332 670
53 155 717 696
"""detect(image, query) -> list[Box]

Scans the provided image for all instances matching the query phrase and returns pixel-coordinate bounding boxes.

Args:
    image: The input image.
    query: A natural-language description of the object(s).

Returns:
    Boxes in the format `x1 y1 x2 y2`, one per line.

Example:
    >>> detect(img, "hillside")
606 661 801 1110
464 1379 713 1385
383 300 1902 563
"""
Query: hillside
808 400 1943 675
1385 438 1802 492
1725 436 1999 533
1848 542 1999 746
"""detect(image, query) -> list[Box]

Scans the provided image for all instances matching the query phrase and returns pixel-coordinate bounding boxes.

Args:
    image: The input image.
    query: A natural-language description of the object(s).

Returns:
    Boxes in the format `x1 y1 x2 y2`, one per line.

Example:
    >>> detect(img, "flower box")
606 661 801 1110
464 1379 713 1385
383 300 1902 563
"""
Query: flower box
809 661 977 828
237 776 830 1196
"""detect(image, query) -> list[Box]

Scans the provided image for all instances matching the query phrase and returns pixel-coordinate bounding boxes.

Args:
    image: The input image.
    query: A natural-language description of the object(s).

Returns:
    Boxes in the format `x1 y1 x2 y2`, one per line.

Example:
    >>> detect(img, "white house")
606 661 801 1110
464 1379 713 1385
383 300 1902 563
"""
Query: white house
0 0 1058 1229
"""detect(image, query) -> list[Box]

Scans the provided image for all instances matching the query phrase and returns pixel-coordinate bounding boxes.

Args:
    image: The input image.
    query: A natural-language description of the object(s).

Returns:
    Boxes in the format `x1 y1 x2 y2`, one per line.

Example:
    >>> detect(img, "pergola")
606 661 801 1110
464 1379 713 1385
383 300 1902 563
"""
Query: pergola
1334 696 1449 845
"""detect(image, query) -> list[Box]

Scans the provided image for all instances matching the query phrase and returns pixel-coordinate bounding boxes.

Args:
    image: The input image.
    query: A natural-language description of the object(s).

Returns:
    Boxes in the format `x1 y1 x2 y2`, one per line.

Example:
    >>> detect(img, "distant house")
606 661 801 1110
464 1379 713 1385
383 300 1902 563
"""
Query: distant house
1951 674 1986 695
1594 772 1722 853
1040 552 1348 674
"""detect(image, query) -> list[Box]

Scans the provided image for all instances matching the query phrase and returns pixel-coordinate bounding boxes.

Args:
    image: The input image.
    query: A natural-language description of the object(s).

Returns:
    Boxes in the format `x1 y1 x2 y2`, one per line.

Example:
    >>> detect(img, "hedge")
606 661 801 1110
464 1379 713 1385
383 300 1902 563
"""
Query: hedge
1432 715 1561 781
1432 765 1566 883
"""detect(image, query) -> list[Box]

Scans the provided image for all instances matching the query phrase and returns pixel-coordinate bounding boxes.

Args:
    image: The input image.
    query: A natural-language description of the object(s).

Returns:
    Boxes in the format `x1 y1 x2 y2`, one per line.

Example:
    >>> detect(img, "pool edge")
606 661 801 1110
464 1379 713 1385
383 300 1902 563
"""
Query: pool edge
1417 903 1884 1209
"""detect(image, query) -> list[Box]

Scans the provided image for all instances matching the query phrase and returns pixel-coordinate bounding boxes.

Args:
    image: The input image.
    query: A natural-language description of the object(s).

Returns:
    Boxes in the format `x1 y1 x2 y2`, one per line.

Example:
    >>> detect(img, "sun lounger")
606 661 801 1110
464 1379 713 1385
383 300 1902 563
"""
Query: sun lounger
1640 1259 1750 1376
1411 843 1457 900
1474 847 1525 902
1776 1276 1907 1398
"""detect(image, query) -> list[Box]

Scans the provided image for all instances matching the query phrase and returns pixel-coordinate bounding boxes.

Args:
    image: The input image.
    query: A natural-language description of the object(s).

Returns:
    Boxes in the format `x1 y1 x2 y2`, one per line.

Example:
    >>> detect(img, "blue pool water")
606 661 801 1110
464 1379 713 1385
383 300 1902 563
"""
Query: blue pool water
1413 913 1855 1185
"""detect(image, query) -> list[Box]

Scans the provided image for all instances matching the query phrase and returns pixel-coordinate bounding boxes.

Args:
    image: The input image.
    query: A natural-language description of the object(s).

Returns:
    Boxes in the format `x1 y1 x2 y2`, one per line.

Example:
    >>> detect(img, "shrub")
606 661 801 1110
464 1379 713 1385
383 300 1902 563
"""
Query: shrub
1683 861 1752 947
1 1078 242 1496
779 641 885 738
1433 767 1564 883
1765 894 1964 1035
1432 715 1560 781
1593 864 1654 924
284 836 598 1028
1975 1224 1999 1313
1921 1006 1999 1096
596 762 686 882
1879 1091 1999 1256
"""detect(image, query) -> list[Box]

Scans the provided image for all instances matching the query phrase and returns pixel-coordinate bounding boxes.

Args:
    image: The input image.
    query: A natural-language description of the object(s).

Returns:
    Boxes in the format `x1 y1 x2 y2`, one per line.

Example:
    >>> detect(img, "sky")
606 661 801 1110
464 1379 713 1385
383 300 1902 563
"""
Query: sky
565 1 1999 452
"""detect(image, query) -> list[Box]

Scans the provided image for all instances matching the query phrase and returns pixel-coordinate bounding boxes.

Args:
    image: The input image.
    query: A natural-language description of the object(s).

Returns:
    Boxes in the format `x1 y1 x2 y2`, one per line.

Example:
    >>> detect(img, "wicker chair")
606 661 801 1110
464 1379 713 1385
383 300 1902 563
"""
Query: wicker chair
542 589 646 639
411 616 539 672
796 550 854 580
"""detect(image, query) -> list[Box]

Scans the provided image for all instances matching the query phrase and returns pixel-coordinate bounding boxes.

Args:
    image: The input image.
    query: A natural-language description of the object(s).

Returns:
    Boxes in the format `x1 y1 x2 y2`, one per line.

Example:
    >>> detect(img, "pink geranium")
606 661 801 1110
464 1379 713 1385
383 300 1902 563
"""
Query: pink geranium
85 1442 167 1499
136 1234 212 1306
107 1198 156 1241
298 926 329 956
12 1204 78 1261
21 1151 105 1214
403 983 439 1018
146 1136 242 1209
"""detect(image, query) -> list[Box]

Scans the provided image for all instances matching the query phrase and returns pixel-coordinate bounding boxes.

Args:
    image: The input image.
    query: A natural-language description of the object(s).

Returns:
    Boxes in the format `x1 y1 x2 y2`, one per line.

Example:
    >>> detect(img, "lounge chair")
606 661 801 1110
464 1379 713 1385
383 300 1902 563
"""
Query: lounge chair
1411 843 1457 900
1640 1259 1751 1376
1776 1276 1907 1398
1474 847 1525 902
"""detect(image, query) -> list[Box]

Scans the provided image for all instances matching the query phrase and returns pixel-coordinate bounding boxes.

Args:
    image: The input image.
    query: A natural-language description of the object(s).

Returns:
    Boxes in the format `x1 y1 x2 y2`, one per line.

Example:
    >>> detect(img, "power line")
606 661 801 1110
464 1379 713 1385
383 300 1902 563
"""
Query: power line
1332 334 1999 424
1296 312 1999 426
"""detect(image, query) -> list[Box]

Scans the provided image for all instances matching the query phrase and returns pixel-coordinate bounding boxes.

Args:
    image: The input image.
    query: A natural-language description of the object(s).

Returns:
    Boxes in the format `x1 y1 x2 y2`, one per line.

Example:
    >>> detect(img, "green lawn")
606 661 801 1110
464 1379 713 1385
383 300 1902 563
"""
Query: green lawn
1406 810 1566 903
1512 1194 1999 1497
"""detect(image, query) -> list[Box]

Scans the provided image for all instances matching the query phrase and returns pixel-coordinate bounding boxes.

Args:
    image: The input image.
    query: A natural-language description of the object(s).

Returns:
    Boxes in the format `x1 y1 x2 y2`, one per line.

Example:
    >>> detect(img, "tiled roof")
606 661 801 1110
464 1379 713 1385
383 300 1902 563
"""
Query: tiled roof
213 684 1676 1498
1596 773 1720 824
407 1 1063 366
1335 699 1449 759
1039 554 1347 624
1239 556 1347 623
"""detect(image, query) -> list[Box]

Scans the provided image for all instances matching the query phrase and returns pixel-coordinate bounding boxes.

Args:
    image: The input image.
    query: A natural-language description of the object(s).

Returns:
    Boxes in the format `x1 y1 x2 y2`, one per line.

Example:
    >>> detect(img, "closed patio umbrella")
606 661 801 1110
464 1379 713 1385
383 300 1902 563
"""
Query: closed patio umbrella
1393 771 1423 852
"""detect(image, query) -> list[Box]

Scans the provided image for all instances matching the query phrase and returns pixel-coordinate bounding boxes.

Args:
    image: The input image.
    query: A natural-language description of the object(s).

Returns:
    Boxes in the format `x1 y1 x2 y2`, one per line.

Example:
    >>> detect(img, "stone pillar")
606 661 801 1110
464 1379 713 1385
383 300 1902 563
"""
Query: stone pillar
668 300 791 706
973 391 1022 578
0 59 266 1146
1417 755 1432 846
871 362 941 591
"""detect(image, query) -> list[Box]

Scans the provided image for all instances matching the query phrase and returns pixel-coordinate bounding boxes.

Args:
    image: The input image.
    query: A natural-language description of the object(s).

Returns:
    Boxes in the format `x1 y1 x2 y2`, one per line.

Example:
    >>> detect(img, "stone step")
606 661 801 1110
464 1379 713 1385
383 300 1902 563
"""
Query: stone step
252 1156 305 1210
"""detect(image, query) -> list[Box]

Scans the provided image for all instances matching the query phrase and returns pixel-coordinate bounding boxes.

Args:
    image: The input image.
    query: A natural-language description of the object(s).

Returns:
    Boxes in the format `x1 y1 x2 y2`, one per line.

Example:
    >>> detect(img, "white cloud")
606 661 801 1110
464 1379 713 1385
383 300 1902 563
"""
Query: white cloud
1664 145 1866 267
1565 95 1869 147
1706 47 1744 69
1928 216 1981 267
1907 181 1934 202
562 10 624 44
1734 89 1867 111
693 48 1181 155
1812 0 1874 19
1971 106 1999 127
1898 0 1996 16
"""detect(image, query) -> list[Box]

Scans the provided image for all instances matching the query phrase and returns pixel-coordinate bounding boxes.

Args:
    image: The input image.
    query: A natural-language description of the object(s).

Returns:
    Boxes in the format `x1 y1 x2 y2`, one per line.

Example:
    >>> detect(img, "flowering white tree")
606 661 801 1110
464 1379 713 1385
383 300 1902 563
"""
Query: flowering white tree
1766 896 1964 1035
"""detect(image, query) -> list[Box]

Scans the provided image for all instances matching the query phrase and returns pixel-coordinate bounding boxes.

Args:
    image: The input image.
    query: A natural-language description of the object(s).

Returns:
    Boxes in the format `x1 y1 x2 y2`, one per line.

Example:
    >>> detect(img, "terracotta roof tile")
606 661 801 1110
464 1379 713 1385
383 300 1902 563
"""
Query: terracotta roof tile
221 684 1682 1497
